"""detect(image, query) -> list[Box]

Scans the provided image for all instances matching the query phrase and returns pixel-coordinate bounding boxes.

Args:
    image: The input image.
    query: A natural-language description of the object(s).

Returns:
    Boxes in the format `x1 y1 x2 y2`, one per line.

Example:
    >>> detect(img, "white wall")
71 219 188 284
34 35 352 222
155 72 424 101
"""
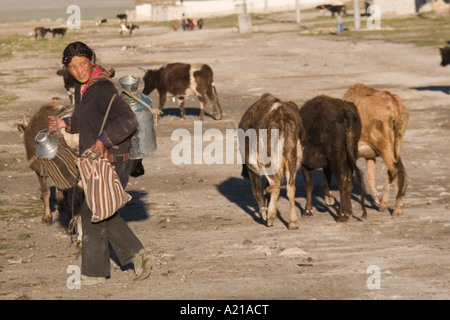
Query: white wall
373 0 417 16
135 0 332 21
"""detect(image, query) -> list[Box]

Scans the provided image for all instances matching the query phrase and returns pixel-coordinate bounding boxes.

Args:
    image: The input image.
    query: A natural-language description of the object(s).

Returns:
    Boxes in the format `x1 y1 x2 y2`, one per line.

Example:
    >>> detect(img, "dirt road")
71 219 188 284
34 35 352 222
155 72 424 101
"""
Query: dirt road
0 19 449 301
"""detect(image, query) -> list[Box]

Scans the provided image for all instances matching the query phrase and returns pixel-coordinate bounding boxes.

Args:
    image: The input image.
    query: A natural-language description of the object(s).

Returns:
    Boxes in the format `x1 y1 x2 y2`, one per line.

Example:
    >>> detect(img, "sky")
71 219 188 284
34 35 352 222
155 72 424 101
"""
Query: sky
0 0 137 22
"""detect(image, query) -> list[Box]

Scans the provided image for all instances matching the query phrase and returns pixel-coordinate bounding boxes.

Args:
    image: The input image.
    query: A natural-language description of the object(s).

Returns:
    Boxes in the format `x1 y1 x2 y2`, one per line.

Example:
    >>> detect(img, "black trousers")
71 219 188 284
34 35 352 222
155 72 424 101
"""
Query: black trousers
80 160 144 277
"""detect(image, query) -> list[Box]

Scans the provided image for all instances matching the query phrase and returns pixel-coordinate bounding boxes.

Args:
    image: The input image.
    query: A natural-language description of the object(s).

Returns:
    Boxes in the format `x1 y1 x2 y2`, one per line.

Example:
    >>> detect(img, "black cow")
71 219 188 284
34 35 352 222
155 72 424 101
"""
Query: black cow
440 47 450 66
239 93 303 229
96 18 108 26
34 27 51 39
56 67 76 105
51 28 67 37
316 4 347 16
299 95 366 222
142 62 223 120
117 14 127 23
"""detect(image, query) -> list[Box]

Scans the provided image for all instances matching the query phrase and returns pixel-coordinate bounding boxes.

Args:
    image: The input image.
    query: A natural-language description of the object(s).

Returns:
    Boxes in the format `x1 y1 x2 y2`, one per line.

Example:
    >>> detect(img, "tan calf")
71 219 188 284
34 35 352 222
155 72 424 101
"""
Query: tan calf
343 83 409 216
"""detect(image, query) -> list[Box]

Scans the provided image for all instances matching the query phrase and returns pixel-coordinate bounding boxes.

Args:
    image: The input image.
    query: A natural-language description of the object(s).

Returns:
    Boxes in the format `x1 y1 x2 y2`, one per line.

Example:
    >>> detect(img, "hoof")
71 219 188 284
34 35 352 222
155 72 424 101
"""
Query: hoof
304 209 314 216
336 214 349 223
379 201 389 212
288 222 299 230
324 196 335 206
393 208 404 216
41 215 52 224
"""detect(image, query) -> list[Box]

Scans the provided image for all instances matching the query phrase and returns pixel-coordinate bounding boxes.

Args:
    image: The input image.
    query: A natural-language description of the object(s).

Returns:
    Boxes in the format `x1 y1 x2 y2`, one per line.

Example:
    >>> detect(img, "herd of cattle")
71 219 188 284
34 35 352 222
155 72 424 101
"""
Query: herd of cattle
34 14 140 40
239 84 408 228
16 44 450 230
19 56 415 231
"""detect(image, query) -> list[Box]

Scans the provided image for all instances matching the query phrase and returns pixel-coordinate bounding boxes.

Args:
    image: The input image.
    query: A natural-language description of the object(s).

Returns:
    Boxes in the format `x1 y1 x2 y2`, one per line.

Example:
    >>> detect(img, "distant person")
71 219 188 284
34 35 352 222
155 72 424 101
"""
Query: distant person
188 19 195 30
181 13 187 31
197 18 204 30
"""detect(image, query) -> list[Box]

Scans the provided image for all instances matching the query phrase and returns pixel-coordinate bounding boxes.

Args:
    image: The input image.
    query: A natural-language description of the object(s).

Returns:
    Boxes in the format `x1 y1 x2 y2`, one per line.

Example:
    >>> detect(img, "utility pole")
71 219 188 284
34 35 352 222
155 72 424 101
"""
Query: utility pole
238 0 252 33
353 0 361 30
296 0 301 24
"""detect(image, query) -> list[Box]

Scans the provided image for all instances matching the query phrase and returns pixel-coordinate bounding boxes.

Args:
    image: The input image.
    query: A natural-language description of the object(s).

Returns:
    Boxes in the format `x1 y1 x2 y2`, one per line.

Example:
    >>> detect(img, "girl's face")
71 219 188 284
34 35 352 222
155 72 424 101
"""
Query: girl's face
67 56 94 84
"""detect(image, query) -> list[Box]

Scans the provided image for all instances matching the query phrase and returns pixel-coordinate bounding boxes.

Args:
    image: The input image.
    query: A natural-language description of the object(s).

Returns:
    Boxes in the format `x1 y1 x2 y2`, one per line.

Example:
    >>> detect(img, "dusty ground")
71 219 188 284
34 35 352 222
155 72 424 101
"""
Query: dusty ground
0 15 449 302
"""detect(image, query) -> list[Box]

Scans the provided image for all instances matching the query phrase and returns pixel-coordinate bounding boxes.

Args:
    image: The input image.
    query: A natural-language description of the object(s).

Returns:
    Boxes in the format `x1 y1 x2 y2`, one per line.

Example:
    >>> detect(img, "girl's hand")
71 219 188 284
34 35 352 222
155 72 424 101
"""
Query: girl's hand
93 139 108 159
48 116 58 131
48 116 67 131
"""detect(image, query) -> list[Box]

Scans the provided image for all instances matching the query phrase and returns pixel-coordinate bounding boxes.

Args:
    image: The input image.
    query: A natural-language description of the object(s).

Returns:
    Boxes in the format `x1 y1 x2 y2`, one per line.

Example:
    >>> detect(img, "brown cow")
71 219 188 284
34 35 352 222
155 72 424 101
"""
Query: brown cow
17 102 79 224
299 95 366 222
342 83 409 216
239 93 303 229
142 62 223 120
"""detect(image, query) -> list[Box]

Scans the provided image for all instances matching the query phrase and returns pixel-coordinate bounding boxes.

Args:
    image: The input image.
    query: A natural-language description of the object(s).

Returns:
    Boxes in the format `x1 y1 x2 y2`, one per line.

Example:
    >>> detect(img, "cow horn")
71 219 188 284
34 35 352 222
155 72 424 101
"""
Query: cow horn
138 67 147 72
23 114 28 126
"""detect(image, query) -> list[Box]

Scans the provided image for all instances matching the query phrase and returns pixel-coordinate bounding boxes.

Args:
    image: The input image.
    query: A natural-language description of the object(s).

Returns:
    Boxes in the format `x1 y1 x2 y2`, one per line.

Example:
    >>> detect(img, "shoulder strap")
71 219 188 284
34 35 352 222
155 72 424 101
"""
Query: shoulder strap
98 93 117 136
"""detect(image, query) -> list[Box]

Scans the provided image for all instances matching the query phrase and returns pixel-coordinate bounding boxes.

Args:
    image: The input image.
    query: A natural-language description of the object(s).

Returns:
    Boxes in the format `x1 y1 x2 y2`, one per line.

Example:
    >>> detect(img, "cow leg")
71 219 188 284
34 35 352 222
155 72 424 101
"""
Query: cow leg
158 91 167 113
322 167 335 206
381 157 406 216
366 158 381 205
197 95 207 120
378 145 406 215
178 96 187 119
333 165 352 222
248 170 267 222
392 157 406 216
300 165 314 216
285 166 298 230
265 177 280 228
36 172 52 224
206 85 223 120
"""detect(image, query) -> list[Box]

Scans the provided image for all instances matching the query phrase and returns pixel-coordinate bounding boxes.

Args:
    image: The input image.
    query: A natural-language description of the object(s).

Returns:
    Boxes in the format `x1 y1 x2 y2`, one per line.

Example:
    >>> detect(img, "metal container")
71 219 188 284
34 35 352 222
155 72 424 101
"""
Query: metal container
119 75 140 92
129 106 157 159
35 130 58 159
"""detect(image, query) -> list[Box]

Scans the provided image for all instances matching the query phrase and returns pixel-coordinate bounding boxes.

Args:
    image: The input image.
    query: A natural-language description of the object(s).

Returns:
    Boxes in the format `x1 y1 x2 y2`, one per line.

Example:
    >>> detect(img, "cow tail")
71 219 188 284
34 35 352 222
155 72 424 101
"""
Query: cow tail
212 83 221 105
391 95 409 196
346 120 367 217
392 119 408 197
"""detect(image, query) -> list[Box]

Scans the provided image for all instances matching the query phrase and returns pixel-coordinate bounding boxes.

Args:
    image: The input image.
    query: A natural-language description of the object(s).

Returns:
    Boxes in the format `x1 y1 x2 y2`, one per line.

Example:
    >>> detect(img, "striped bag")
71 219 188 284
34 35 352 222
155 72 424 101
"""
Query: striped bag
77 148 132 222
37 133 79 189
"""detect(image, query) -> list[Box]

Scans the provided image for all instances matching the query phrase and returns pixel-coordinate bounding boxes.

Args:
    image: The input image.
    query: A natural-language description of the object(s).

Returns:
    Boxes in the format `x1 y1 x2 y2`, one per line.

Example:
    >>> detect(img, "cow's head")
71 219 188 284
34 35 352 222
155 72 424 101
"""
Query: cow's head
142 69 160 95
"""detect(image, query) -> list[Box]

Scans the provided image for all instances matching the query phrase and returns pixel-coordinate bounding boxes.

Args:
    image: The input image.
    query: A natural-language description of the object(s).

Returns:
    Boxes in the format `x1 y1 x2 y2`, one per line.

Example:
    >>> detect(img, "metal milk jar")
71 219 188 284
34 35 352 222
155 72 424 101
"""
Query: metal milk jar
119 75 157 159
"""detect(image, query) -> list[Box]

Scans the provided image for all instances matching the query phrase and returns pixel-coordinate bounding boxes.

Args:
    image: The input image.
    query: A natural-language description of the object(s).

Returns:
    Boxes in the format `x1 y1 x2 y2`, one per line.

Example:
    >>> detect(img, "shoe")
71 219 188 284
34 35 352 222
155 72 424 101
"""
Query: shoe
132 249 152 281
81 275 106 286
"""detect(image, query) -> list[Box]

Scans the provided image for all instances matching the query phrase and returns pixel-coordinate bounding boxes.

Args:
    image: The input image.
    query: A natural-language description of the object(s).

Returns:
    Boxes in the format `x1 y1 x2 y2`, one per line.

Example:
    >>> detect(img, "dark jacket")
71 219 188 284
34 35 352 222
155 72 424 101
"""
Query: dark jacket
64 76 137 161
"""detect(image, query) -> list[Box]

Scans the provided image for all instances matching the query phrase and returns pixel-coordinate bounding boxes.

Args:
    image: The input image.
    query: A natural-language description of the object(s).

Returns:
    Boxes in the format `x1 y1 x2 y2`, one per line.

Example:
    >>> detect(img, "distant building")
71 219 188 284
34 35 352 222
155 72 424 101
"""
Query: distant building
373 0 417 15
374 0 449 15
133 0 330 22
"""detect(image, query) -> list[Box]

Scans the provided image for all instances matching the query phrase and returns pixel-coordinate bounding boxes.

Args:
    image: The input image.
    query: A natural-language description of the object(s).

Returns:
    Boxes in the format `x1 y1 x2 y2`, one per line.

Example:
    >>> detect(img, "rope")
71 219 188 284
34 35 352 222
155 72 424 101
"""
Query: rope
105 78 162 125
